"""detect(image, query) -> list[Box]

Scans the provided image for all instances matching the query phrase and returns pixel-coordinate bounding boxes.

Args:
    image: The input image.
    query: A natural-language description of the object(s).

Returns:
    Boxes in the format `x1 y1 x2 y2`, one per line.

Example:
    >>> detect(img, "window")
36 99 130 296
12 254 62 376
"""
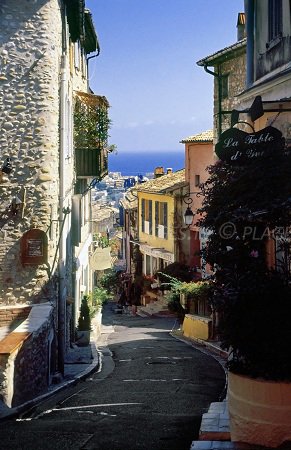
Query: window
221 74 229 99
268 0 282 42
74 41 80 70
195 174 200 187
141 199 152 234
155 201 168 239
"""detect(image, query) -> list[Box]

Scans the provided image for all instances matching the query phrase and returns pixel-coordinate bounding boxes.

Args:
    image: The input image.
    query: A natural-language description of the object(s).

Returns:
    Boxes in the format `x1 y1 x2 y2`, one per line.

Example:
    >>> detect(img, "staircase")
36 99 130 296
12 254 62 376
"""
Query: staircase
190 400 274 449
137 297 173 317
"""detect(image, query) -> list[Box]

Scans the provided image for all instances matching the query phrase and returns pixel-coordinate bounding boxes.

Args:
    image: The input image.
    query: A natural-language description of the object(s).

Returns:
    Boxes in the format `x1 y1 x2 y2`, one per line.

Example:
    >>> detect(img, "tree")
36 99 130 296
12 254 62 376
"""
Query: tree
197 146 291 380
77 295 91 331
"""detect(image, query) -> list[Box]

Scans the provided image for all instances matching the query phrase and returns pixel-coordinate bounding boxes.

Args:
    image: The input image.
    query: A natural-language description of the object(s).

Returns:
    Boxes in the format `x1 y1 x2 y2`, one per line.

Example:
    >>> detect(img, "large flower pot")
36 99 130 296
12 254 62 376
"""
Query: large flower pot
228 371 291 448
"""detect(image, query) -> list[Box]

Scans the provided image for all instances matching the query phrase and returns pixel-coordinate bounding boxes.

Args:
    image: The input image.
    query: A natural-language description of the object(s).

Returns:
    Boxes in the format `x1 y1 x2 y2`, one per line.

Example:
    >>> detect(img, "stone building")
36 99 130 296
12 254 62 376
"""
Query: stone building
0 0 109 407
196 13 246 143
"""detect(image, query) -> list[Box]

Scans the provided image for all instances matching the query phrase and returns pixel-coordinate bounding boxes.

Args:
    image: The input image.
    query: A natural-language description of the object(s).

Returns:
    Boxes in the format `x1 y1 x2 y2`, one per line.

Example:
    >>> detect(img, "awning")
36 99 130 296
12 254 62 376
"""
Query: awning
139 244 174 263
75 91 109 108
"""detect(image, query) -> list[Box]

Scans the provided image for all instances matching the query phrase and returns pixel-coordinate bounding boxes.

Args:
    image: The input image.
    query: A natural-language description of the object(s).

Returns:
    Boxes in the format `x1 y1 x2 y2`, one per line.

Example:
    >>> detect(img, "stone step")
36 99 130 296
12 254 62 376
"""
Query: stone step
137 303 168 315
190 442 273 449
208 401 228 414
199 401 230 441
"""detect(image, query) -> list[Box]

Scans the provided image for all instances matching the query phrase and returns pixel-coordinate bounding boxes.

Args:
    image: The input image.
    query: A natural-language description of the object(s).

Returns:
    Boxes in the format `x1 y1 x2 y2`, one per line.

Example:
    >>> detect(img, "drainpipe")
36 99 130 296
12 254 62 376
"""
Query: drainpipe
58 54 67 376
245 0 254 88
203 65 222 139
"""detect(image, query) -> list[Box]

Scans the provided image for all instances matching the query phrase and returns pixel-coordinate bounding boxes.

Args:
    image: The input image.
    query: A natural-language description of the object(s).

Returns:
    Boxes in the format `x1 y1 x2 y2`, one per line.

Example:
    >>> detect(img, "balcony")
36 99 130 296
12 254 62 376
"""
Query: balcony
75 147 108 179
74 91 110 179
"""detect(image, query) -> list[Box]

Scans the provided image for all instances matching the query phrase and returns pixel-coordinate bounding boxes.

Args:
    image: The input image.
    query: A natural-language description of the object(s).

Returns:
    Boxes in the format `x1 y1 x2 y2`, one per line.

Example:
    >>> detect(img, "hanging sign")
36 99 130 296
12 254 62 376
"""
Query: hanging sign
21 229 48 265
215 126 285 163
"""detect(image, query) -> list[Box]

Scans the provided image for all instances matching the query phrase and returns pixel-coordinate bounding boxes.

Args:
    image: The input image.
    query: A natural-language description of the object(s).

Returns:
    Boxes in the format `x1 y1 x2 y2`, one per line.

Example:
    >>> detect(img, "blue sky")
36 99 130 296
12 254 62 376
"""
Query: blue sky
86 0 244 152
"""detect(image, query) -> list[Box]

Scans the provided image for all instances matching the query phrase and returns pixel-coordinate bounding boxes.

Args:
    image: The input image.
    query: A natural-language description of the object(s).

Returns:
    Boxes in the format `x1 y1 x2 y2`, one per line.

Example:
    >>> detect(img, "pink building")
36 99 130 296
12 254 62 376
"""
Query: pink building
180 130 214 275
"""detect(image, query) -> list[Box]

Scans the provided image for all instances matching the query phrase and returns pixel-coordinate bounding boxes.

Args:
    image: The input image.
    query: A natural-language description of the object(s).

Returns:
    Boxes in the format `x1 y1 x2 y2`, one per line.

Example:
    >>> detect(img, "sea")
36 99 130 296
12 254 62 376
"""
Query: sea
108 150 184 177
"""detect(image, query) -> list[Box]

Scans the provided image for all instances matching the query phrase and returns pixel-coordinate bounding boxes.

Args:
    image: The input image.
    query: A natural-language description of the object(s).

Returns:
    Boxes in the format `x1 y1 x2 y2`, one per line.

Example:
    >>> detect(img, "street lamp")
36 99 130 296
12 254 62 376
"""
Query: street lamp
183 192 201 227
184 205 194 226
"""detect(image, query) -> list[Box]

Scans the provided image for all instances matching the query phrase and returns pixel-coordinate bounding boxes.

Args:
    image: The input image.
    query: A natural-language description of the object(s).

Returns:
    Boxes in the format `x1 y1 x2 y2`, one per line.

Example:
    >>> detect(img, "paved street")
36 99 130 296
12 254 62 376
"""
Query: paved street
0 304 226 450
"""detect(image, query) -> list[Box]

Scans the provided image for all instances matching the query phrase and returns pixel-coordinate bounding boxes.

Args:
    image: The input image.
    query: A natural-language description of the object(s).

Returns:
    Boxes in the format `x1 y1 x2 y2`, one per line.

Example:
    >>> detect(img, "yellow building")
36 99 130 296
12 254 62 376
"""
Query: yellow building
135 169 189 277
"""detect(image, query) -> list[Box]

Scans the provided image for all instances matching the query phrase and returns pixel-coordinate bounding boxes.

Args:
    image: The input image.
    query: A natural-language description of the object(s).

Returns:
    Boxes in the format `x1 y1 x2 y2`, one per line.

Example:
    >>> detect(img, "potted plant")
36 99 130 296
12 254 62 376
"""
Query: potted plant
198 145 291 448
76 295 91 346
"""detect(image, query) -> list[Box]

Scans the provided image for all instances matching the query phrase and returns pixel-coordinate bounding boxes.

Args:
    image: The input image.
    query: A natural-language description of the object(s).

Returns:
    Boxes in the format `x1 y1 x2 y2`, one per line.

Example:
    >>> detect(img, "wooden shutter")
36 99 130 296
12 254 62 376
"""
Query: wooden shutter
141 198 145 232
155 201 159 236
164 202 168 239
72 194 82 245
149 200 152 234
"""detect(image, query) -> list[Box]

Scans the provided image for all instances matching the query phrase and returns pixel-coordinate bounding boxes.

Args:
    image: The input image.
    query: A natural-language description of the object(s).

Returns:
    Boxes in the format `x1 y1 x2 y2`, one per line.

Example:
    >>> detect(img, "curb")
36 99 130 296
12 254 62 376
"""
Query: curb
0 341 100 421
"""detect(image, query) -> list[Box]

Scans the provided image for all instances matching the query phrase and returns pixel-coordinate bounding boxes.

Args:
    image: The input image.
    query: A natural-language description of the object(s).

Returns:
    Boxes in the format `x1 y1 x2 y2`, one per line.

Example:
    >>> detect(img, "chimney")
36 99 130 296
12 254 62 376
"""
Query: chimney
166 168 173 174
237 12 246 41
154 167 165 178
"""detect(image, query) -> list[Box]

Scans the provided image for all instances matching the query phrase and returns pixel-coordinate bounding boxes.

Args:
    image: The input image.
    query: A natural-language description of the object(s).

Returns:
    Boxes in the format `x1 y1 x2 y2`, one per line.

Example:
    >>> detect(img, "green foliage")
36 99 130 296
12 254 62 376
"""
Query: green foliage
90 287 110 316
158 273 212 320
179 280 213 301
157 262 193 283
158 272 212 299
74 96 111 150
217 270 291 380
198 148 291 380
78 295 91 331
94 234 109 248
165 289 184 318
157 272 181 291
98 269 121 294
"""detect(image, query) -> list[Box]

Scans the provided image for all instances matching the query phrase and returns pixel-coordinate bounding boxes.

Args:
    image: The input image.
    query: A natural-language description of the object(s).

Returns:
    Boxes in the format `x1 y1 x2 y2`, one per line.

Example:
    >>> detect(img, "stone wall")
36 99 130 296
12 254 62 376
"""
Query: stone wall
0 0 62 305
12 317 52 406
213 50 246 143
0 303 53 407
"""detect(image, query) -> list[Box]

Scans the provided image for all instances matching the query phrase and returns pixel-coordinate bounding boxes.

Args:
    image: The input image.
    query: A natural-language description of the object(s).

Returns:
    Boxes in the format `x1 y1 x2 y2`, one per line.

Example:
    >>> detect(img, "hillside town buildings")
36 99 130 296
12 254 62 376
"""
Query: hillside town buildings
0 0 109 407
0 3 290 447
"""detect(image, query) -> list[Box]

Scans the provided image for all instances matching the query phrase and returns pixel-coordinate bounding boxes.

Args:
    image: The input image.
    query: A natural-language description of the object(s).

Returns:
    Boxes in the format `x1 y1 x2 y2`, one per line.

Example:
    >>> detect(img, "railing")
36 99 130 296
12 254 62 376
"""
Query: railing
75 147 108 178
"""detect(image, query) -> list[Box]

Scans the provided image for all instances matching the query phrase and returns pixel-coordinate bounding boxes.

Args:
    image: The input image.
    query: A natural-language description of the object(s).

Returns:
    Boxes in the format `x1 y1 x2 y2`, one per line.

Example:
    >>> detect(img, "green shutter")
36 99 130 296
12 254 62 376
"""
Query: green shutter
164 202 168 239
155 201 159 236
141 198 145 232
71 194 82 245
149 200 152 234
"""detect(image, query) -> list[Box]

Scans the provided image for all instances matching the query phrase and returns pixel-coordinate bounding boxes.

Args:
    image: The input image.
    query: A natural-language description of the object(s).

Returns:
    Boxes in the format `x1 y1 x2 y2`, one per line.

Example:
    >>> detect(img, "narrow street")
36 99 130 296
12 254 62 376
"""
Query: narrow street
0 304 226 450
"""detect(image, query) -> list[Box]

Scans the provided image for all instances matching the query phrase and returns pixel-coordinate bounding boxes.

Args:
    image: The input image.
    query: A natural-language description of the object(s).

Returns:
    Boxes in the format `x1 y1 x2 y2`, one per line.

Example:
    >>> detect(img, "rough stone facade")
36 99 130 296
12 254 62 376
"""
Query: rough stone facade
12 311 53 407
0 304 53 407
0 0 62 304
214 50 250 131
213 50 247 142
0 0 91 406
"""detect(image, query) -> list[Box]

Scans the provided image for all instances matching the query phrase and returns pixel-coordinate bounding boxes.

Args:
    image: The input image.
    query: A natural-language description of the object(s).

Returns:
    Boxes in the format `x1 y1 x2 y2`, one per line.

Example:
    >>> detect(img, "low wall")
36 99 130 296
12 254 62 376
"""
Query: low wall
0 304 53 407
91 309 102 342
0 306 32 327
182 314 212 341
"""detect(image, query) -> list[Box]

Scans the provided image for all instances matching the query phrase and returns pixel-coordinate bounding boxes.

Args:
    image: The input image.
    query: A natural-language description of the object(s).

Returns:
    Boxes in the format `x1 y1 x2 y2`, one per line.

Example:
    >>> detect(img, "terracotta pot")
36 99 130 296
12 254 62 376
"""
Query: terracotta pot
228 371 291 448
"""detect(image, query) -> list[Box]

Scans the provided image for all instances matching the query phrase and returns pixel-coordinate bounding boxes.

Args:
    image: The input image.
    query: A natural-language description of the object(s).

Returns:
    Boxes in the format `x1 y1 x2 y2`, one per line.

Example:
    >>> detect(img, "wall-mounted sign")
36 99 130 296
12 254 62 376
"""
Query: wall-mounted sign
21 229 48 265
215 126 285 163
